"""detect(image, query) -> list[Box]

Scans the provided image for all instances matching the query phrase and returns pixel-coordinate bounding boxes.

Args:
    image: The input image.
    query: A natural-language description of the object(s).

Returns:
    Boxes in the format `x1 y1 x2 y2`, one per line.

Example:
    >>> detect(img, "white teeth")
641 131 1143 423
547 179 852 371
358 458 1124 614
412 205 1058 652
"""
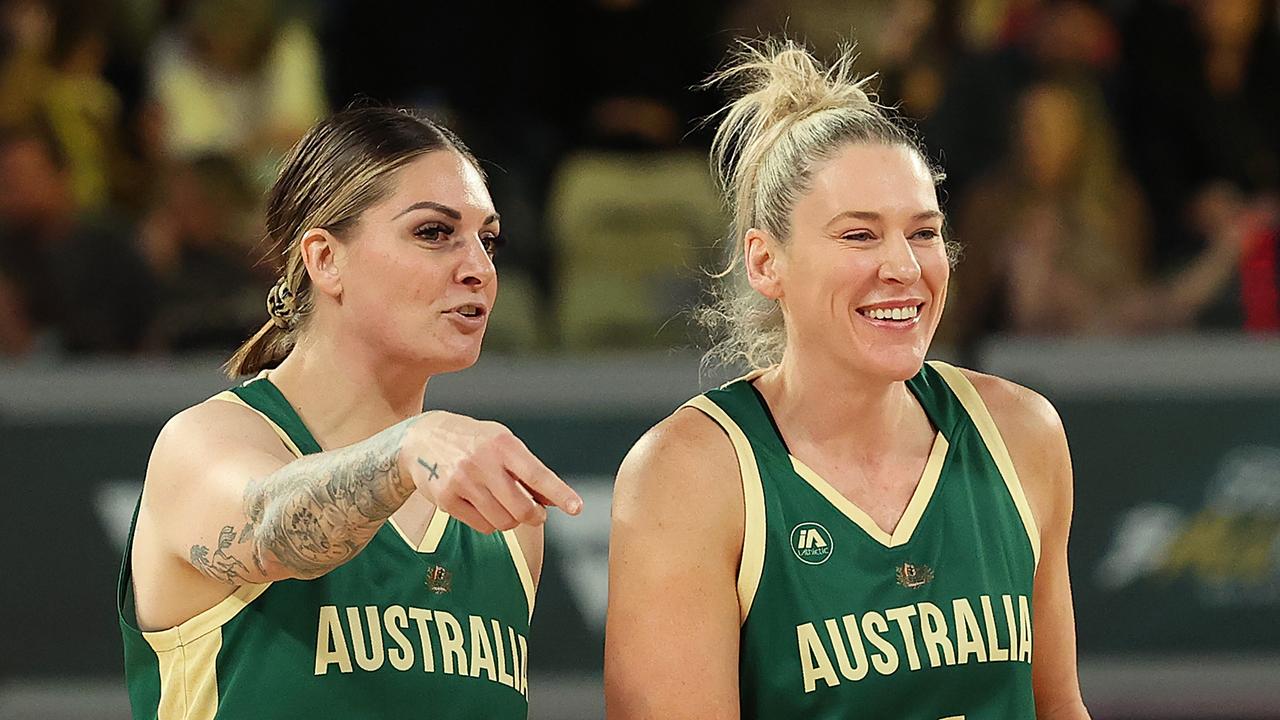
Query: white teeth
862 305 919 321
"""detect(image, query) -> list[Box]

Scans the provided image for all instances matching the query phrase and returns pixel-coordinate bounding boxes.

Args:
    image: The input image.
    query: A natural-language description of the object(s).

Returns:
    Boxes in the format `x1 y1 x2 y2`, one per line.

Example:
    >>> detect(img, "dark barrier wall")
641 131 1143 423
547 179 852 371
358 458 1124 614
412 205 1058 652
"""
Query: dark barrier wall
2 338 1278 715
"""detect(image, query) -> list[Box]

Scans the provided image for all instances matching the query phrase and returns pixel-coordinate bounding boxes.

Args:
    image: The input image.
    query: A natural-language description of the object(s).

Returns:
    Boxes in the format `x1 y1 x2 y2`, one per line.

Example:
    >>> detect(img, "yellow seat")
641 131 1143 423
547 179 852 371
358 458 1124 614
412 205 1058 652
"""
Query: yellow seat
547 151 724 350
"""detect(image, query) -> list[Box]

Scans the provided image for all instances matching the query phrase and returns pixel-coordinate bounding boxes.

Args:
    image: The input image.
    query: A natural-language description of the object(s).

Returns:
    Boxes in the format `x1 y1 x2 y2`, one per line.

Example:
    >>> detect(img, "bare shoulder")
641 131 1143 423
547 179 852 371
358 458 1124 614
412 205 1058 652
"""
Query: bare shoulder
156 394 285 452
145 395 293 501
612 404 742 520
957 367 1065 444
956 367 1071 530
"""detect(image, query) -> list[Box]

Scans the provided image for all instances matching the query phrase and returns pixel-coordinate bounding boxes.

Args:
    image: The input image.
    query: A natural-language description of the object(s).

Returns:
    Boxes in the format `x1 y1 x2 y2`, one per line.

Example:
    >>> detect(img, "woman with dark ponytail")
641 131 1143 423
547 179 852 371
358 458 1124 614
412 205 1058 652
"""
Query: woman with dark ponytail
120 106 581 719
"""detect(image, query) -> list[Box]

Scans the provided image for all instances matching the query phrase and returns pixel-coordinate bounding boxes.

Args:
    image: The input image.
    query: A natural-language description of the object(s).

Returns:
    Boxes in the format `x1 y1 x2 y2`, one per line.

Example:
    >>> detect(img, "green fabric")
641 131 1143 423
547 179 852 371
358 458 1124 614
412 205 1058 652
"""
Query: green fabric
118 500 163 717
700 362 1037 719
119 376 531 718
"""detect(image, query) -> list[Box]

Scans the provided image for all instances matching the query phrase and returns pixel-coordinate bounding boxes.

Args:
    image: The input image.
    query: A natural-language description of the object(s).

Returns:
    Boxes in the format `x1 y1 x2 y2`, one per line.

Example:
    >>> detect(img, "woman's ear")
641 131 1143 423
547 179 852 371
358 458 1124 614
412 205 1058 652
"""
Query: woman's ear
299 228 344 300
745 228 784 300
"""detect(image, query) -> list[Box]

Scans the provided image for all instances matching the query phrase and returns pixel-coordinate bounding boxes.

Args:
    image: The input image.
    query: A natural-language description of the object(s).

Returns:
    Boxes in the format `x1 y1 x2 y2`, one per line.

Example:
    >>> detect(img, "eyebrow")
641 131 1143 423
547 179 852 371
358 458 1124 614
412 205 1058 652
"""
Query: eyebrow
826 209 945 226
394 200 500 225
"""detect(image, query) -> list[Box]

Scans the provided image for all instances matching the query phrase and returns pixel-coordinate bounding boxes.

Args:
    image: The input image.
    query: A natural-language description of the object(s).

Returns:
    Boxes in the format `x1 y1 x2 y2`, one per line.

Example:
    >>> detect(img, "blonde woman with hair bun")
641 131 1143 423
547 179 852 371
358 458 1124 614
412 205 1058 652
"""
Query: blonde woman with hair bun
119 106 582 719
606 39 1090 719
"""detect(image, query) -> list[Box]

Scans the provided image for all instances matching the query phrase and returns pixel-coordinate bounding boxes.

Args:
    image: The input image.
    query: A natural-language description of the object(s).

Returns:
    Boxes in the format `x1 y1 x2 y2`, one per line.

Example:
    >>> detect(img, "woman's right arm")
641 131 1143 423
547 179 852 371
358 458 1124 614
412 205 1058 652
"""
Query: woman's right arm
605 408 744 720
138 399 581 589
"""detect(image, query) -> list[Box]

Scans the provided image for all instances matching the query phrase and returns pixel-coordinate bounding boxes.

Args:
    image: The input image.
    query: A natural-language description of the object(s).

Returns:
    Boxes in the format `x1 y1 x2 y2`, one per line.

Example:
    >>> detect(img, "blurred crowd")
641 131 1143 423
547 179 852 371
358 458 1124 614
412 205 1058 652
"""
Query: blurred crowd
0 0 1276 361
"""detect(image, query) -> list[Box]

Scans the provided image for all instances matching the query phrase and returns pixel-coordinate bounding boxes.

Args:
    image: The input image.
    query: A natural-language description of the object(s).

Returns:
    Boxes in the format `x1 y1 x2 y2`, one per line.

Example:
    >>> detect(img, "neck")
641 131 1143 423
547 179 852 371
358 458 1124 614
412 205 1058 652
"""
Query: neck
758 348 923 456
267 325 431 449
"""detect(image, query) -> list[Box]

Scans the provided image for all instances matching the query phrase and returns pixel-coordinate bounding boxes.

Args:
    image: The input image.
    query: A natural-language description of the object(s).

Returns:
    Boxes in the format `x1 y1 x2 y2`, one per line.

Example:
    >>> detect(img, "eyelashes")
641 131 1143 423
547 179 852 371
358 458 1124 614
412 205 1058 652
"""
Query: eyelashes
839 229 943 242
413 223 453 241
413 223 504 257
481 235 505 256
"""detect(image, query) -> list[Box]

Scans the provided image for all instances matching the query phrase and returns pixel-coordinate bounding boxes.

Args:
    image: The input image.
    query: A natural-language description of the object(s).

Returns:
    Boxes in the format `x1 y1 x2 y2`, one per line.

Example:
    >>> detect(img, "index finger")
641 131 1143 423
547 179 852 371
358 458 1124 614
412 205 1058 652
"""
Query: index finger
502 441 582 516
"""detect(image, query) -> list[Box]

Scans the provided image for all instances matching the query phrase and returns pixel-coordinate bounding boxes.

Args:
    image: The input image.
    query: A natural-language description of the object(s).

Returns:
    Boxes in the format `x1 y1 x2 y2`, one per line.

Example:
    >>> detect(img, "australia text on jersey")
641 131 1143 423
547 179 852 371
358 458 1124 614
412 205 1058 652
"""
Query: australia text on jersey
796 593 1032 693
315 604 529 697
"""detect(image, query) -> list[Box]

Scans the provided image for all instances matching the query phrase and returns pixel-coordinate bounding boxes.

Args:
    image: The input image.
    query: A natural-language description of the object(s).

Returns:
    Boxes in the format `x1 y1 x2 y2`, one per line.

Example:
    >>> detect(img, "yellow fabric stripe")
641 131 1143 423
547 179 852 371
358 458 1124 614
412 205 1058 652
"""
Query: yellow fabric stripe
140 583 272 652
502 530 537 621
789 433 947 548
419 507 451 553
790 455 893 545
890 433 949 546
147 626 223 720
209 390 304 459
682 395 766 625
928 361 1042 567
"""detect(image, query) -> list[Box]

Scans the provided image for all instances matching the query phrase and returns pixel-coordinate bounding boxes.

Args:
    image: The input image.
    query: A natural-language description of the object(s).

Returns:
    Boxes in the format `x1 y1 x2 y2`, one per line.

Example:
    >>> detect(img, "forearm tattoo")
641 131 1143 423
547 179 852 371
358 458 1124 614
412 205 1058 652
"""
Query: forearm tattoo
189 419 416 584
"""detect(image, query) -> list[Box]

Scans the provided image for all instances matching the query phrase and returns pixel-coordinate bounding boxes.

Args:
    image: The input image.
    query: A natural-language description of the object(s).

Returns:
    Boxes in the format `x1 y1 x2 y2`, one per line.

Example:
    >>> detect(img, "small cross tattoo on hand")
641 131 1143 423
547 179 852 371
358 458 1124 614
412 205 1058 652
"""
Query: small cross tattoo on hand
416 457 440 482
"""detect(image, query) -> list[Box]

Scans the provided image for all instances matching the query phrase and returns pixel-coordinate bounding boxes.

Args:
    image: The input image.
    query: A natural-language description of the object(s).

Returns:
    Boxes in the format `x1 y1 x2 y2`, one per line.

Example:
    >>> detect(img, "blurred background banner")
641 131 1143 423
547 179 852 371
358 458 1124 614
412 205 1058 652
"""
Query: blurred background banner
1 0 1279 717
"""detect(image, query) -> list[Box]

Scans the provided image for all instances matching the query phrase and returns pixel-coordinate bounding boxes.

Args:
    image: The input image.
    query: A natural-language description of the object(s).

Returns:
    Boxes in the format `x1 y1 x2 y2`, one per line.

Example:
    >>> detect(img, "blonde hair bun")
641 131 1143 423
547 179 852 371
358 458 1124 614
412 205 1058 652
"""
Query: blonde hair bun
698 37 941 370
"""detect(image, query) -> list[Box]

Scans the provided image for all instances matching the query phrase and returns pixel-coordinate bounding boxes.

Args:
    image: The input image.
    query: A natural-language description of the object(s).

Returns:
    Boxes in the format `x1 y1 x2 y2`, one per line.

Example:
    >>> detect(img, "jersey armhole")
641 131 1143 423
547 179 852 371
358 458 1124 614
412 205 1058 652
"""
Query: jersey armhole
501 530 537 622
120 389 284 650
680 396 766 625
927 361 1042 568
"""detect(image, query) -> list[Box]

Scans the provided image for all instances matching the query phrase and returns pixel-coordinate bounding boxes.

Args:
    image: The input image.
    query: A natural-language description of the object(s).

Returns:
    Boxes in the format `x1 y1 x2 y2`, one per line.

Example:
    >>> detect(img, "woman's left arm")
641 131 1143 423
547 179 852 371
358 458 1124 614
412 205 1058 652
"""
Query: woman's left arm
970 372 1091 719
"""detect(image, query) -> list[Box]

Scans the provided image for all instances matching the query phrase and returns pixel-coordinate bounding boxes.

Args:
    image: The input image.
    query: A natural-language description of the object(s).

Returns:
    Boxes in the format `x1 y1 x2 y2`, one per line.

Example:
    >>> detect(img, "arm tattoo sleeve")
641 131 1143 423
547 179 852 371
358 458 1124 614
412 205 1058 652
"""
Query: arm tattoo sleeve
191 418 417 583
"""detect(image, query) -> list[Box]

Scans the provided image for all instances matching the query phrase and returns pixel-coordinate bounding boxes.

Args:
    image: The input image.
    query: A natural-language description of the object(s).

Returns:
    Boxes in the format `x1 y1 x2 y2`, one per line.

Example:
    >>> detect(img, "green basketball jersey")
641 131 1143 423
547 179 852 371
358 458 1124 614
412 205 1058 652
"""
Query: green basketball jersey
684 361 1040 719
118 374 535 719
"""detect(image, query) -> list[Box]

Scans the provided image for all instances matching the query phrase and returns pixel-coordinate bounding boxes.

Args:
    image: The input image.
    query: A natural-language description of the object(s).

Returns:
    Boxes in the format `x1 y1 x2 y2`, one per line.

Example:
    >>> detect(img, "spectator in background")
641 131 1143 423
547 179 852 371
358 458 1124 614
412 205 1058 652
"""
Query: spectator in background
926 0 1120 201
1119 0 1280 331
947 77 1149 345
1 0 144 213
0 125 155 356
949 75 1279 347
40 4 125 211
0 0 52 127
139 154 269 353
1120 0 1280 267
145 0 325 183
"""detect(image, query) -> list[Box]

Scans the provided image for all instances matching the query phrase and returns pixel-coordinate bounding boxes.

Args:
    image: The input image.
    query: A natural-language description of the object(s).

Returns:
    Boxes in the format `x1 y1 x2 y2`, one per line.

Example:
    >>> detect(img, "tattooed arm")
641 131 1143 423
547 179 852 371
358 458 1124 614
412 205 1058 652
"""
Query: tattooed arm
235 418 413 580
131 397 581 630
135 400 417 611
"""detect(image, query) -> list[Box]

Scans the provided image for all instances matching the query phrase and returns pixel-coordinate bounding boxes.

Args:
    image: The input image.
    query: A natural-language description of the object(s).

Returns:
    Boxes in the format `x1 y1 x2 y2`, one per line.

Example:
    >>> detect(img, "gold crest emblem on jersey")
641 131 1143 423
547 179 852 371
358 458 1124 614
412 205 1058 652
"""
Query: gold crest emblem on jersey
896 562 934 589
425 564 452 594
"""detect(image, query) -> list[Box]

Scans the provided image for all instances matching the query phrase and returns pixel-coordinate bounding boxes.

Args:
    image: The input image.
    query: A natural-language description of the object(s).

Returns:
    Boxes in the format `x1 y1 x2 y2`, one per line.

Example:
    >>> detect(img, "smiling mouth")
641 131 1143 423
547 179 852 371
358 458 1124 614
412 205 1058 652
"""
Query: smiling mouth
856 304 924 322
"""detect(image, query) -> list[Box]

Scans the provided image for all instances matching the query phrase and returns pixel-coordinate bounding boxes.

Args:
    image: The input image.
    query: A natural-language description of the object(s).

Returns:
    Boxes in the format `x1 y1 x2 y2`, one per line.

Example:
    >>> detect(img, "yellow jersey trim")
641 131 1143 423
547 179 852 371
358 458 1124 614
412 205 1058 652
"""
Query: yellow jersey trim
140 582 272 652
788 432 948 548
141 388 282 652
682 394 766 625
929 361 1042 567
209 390 304 459
148 625 223 720
502 530 537 622
418 506 451 554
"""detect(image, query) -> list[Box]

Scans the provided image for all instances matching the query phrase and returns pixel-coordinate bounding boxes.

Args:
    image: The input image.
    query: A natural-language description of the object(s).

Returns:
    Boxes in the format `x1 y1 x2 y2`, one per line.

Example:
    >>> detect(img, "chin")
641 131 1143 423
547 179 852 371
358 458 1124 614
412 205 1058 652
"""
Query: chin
404 337 485 376
855 348 929 383
428 348 483 375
